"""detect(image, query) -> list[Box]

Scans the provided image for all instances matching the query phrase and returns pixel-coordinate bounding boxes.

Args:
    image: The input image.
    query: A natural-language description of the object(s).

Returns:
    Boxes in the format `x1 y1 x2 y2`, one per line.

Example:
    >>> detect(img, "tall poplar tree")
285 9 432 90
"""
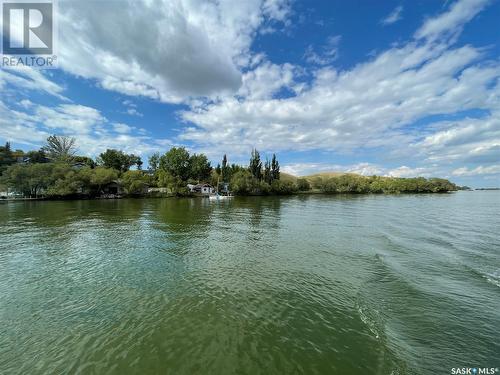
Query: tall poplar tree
264 158 272 184
249 149 262 180
271 154 280 181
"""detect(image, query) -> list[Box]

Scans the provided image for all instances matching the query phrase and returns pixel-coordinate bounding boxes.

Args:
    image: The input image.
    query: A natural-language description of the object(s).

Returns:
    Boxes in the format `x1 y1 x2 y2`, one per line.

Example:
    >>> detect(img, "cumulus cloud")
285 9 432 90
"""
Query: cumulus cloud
381 5 403 25
180 42 498 154
414 110 500 165
56 0 291 103
177 0 499 182
238 62 297 99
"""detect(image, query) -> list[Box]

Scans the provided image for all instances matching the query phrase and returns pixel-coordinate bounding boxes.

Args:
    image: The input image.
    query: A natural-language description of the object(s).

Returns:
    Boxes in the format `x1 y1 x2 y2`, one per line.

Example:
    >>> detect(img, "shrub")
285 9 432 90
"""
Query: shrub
296 178 311 191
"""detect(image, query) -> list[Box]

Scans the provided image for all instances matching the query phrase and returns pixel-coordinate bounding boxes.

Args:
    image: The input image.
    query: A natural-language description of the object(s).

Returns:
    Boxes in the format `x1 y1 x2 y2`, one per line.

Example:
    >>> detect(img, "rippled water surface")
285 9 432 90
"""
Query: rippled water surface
0 192 499 374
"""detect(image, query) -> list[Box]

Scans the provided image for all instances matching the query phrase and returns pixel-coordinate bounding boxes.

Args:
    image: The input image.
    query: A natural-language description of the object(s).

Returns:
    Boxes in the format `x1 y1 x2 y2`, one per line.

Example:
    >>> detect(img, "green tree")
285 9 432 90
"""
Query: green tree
230 170 261 195
159 147 191 181
311 177 324 190
90 167 119 193
221 154 230 182
157 170 188 196
72 155 96 168
230 164 245 176
1 163 56 197
98 149 141 173
270 180 296 195
133 156 143 170
249 149 262 180
271 154 280 181
263 158 272 184
210 169 221 188
148 152 160 172
121 170 149 194
189 153 212 182
0 142 15 175
43 135 76 161
296 178 311 191
25 150 49 164
46 169 82 197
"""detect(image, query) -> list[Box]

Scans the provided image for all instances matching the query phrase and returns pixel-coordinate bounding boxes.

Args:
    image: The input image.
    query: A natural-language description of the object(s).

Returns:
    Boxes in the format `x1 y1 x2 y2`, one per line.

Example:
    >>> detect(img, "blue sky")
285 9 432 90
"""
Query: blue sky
1 0 499 187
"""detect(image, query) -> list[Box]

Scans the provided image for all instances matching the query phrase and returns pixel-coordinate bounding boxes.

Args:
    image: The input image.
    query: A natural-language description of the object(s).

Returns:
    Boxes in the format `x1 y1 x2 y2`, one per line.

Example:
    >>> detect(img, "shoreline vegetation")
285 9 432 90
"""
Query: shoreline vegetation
0 135 460 200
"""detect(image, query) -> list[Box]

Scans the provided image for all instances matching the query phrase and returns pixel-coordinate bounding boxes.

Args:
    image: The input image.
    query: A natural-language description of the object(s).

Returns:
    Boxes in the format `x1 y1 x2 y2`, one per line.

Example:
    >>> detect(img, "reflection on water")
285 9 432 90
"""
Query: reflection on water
0 192 499 374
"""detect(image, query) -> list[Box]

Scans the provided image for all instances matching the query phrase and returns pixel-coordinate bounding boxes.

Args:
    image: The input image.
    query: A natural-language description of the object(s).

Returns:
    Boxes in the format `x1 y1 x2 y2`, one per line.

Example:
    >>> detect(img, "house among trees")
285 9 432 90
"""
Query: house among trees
187 183 214 195
101 181 124 197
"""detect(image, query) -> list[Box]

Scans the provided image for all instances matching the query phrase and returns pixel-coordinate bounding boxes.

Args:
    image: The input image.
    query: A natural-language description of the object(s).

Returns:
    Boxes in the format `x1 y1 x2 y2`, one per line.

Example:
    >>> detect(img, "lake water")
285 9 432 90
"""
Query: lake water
0 192 499 374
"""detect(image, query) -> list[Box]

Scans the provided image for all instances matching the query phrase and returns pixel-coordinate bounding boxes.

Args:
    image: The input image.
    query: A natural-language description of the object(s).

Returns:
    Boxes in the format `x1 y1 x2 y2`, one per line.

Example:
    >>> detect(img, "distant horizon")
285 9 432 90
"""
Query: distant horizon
1 0 499 189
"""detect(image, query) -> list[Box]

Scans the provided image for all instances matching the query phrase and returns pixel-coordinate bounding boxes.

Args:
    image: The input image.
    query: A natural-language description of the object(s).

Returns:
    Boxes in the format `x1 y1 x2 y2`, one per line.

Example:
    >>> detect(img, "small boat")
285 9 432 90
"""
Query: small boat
208 175 233 201
209 177 233 201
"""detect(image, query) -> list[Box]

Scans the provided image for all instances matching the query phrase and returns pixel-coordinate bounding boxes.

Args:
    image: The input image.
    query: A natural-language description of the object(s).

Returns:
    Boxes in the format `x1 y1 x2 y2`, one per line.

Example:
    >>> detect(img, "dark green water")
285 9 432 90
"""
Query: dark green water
0 192 499 374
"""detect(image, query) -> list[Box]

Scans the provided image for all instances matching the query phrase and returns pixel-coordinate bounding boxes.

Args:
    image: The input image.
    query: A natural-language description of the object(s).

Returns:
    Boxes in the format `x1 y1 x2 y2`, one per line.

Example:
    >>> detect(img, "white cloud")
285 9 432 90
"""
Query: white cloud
386 166 433 178
281 163 339 176
0 101 50 148
19 99 34 109
0 68 66 99
176 0 499 187
120 100 143 117
238 61 296 99
56 0 291 103
452 165 500 176
180 42 497 155
415 0 490 40
0 99 172 157
126 108 143 117
414 111 500 164
34 104 105 135
381 5 403 25
281 162 435 178
304 35 341 66
113 123 133 134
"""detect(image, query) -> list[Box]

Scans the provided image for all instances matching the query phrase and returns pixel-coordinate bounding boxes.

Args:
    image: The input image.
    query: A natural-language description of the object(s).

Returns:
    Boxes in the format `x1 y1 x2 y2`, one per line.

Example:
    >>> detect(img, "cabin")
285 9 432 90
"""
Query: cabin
187 183 214 195
0 189 28 199
71 162 88 170
21 155 50 164
101 181 124 196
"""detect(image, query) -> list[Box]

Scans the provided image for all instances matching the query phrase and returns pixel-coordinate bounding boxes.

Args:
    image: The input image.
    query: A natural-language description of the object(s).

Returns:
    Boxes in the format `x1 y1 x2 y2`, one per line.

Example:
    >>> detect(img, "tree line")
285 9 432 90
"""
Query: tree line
0 135 458 198
0 136 290 197
308 174 458 194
